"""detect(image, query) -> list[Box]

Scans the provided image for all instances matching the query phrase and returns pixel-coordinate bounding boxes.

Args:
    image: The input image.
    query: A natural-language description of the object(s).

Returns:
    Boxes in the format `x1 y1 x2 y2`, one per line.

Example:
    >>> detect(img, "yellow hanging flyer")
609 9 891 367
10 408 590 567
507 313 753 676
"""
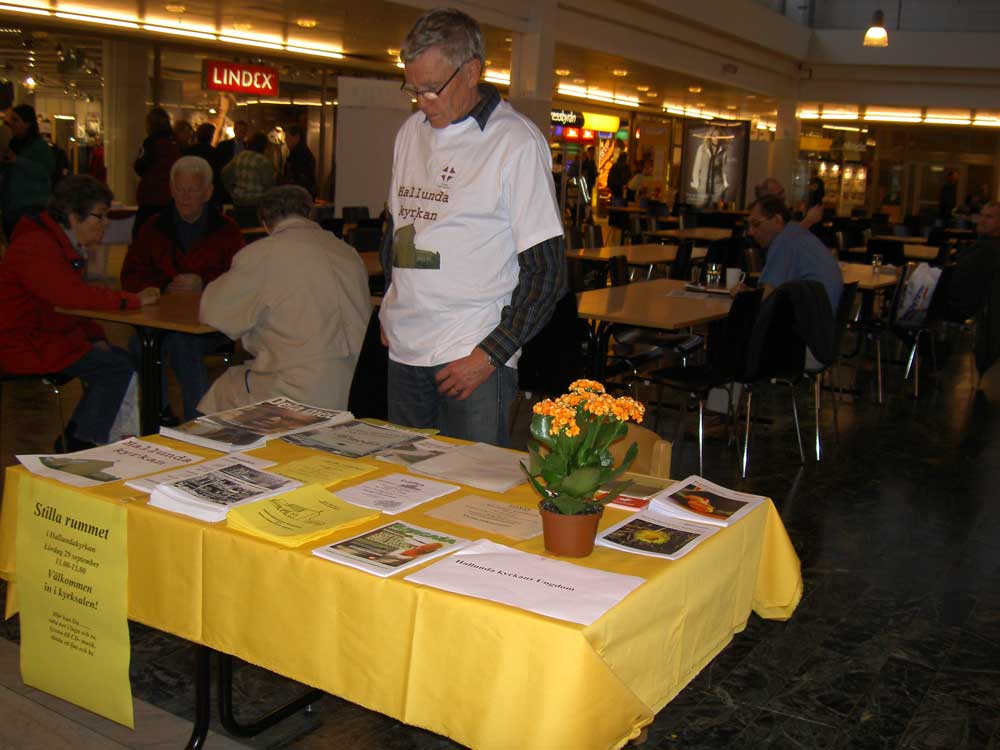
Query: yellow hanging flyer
15 476 133 728
227 484 380 547
272 455 377 486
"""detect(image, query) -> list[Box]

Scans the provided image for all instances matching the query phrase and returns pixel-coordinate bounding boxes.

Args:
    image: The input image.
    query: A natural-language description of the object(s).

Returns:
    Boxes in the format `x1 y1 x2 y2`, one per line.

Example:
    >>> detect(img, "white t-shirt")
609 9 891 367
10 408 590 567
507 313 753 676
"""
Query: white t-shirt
380 98 563 367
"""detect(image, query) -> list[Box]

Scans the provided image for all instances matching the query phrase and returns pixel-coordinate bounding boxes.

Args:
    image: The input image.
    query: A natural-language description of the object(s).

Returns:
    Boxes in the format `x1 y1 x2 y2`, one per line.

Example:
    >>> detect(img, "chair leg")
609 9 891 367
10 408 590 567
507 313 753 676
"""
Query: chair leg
790 385 804 464
829 367 840 443
875 336 883 404
697 399 704 477
914 339 920 398
741 388 753 479
813 375 821 461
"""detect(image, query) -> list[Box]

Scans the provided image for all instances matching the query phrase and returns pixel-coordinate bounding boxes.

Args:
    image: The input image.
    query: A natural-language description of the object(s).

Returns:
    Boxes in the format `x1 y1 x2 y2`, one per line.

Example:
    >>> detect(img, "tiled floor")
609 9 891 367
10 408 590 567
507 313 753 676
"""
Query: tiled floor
1 329 999 749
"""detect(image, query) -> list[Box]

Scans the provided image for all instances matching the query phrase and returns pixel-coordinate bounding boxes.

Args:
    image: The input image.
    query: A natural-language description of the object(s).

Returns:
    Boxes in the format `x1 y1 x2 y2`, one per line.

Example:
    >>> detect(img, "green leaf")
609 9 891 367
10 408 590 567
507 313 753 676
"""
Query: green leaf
520 461 550 499
597 478 633 506
548 493 597 515
540 452 569 488
605 442 638 481
529 415 556 449
527 442 545 473
560 466 604 497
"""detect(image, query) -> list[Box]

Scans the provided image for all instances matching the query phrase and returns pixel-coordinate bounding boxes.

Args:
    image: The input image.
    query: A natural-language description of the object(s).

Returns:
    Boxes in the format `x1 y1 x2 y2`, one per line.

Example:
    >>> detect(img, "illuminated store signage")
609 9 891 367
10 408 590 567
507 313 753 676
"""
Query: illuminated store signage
551 109 584 126
204 60 279 96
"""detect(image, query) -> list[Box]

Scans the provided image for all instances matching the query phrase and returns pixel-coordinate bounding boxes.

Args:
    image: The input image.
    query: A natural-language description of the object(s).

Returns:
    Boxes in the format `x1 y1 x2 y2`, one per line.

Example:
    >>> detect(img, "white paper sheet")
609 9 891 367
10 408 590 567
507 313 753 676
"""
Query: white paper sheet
18 438 202 488
334 474 459 515
125 453 275 494
408 443 527 493
424 495 542 541
405 539 645 625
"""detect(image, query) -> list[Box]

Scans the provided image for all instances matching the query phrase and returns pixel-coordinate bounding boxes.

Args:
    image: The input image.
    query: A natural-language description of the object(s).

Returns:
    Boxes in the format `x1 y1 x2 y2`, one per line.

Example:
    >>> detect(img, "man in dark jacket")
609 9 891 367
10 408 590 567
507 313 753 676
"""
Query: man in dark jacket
950 201 1000 374
122 155 244 420
282 125 317 197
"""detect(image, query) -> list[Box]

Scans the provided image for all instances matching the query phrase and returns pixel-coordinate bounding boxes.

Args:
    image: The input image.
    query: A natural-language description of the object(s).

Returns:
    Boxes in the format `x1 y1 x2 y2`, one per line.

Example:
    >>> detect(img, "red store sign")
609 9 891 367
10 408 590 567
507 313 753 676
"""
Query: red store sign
204 60 279 96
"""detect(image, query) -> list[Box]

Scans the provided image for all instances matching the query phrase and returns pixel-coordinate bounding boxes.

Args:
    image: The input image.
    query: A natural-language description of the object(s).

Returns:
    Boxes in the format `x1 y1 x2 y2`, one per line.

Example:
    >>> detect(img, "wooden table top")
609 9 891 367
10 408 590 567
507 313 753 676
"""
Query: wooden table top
567 243 708 264
360 251 383 276
576 278 732 328
904 244 939 261
648 227 733 243
59 292 216 335
871 234 926 244
606 205 647 213
839 262 900 291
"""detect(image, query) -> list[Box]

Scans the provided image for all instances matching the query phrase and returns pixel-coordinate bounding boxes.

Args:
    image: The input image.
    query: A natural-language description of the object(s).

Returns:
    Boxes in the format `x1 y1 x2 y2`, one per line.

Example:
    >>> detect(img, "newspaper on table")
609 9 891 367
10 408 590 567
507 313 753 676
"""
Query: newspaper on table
334 473 459 515
148 463 302 522
408 442 527 493
596 511 719 560
595 475 675 512
405 539 646 626
312 521 468 577
160 397 353 452
374 438 459 466
17 437 202 488
125 452 275 493
649 475 765 527
282 420 423 458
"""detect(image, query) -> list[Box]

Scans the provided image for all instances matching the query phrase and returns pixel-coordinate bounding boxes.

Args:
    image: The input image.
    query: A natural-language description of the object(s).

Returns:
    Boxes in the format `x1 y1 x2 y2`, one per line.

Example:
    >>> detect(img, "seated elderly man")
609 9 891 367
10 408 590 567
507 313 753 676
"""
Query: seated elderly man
748 195 843 313
121 155 244 421
0 175 160 449
755 177 822 230
198 185 370 411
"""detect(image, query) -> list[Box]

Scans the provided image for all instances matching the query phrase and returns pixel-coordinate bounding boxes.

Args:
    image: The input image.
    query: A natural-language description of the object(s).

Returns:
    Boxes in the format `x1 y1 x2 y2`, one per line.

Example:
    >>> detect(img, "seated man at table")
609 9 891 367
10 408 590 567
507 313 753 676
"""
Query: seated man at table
748 195 843 314
755 177 822 231
198 185 370 412
0 175 160 449
950 200 1000 374
121 155 244 422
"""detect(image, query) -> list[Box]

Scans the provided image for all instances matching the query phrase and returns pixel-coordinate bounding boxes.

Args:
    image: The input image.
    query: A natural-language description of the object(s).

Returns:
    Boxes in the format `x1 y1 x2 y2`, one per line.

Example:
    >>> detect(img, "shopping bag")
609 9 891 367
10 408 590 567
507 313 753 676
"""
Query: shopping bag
107 373 140 442
897 263 941 326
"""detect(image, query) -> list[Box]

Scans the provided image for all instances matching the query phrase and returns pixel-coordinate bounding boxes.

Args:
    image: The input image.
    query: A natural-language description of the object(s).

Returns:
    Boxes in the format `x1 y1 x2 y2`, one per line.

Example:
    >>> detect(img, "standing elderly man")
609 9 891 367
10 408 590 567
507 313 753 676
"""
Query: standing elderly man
199 185 370 412
950 201 1000 374
380 8 565 446
747 195 843 313
121 155 244 420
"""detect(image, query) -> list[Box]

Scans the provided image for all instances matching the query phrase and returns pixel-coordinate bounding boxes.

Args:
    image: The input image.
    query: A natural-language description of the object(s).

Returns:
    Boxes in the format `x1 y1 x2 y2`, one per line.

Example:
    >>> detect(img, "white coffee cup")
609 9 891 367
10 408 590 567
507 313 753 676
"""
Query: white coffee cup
726 268 746 289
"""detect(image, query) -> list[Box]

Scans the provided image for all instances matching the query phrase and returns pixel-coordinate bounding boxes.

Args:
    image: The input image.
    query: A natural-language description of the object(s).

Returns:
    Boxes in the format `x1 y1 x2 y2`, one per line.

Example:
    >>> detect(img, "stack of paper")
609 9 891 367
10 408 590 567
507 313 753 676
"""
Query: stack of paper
148 463 302 522
596 476 674 511
227 484 380 547
18 438 202 488
597 512 719 560
125 452 275 493
408 442 527 493
312 521 468 577
282 420 423 458
649 475 765 527
270 455 377 486
334 474 459 514
161 397 353 452
374 437 458 466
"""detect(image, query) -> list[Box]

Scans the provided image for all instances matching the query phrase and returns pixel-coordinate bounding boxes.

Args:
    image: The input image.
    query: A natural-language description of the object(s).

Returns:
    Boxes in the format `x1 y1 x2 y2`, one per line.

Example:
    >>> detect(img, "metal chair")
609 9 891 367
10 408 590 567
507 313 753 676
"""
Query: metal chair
347 226 382 253
666 240 694 281
342 206 370 222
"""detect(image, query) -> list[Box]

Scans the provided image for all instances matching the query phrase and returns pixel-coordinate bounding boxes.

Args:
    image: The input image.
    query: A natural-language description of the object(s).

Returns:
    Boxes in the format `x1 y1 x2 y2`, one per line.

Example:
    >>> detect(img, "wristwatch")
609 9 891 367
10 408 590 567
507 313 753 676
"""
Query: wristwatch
484 351 502 368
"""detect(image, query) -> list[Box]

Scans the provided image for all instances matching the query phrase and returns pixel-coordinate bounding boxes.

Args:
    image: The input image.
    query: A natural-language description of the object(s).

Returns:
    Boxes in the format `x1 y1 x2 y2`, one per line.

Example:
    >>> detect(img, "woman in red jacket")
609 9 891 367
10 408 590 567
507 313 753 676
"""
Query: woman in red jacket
133 107 181 239
0 176 160 449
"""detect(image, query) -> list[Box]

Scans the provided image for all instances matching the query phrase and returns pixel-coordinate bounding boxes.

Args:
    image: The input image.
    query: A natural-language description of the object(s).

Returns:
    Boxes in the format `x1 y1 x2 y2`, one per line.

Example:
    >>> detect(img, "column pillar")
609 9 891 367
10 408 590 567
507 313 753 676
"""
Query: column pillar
770 96 800 195
102 40 148 205
507 2 555 135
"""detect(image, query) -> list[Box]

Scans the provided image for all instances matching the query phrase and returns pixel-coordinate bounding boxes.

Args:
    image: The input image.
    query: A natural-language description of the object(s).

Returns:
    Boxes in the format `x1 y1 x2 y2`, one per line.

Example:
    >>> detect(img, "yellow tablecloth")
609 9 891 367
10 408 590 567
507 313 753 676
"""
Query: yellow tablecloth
0 438 802 750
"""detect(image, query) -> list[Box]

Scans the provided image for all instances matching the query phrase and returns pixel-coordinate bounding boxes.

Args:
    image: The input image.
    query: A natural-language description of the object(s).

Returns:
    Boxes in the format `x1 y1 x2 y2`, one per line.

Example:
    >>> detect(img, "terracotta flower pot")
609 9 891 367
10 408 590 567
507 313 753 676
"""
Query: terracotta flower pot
539 505 603 558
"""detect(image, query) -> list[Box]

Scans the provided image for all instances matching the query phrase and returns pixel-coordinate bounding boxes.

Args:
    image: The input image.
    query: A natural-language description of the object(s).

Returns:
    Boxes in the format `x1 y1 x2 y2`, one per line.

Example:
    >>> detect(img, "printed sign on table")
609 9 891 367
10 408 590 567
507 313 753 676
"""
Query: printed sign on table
15 478 133 727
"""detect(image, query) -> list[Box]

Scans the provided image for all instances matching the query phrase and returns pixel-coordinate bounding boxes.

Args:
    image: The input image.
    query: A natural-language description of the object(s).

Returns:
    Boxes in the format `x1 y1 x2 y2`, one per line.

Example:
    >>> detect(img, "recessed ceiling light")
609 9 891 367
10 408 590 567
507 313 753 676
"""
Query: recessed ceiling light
295 18 317 28
746 94 756 99
688 85 702 94
164 3 186 12
572 77 585 84
555 68 570 76
727 104 737 110
231 21 252 31
696 102 705 107
396 61 405 69
644 91 657 97
612 69 628 77
636 85 649 92
387 47 399 57
504 37 512 42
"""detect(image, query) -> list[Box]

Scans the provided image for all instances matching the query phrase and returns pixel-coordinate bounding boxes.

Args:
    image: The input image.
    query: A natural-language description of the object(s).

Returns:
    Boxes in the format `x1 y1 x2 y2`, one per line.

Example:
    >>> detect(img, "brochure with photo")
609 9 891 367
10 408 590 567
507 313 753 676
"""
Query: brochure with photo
649 475 765 527
312 521 468 577
125 452 275 494
334 474 459 515
149 464 302 522
282 420 422 458
161 397 352 452
597 511 719 560
18 438 202 488
375 438 459 466
596 476 674 511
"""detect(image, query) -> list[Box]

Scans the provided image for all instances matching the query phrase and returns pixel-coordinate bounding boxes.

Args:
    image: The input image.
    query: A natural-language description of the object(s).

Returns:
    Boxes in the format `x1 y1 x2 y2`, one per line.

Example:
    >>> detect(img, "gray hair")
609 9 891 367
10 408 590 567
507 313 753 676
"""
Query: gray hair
401 8 485 67
754 177 785 201
258 185 313 227
170 155 213 187
48 175 114 227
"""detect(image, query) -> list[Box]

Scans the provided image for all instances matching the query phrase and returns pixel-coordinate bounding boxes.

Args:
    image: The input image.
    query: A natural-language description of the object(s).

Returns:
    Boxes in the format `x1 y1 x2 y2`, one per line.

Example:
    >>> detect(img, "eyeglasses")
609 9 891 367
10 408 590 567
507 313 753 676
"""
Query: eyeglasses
400 62 464 100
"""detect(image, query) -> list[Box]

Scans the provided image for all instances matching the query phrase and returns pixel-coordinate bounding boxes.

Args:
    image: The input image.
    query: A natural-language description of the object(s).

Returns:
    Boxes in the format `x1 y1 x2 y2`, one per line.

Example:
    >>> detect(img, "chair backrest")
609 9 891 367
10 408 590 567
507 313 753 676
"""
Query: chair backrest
926 228 950 247
609 423 672 478
347 310 388 420
517 290 589 395
565 224 584 250
347 226 382 253
832 281 859 358
742 287 808 383
742 246 763 274
342 205 370 222
705 239 729 266
867 238 905 266
320 217 346 238
667 240 693 280
708 288 763 377
583 224 604 249
607 255 630 287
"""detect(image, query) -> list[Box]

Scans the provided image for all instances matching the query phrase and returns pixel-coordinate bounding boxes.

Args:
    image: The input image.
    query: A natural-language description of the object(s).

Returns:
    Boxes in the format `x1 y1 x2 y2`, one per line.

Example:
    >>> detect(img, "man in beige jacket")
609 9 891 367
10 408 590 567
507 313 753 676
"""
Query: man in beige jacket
198 185 370 412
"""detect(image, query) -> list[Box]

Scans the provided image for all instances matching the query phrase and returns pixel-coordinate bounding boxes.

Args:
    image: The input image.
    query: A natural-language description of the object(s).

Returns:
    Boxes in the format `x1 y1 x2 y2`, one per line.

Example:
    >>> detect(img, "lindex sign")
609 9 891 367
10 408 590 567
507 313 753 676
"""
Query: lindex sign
204 60 279 96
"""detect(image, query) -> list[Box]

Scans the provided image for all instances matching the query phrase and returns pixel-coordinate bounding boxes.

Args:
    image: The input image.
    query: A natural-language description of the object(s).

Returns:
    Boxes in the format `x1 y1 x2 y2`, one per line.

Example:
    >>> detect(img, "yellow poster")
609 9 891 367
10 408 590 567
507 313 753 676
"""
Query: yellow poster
15 477 133 728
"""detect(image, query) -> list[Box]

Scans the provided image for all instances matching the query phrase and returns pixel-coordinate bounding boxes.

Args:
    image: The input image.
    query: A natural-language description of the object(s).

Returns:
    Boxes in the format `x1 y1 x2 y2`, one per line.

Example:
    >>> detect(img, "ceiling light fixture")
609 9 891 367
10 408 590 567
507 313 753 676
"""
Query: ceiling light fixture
295 18 317 28
54 11 139 28
636 85 649 92
554 68 570 76
0 3 51 15
142 23 216 40
484 70 510 86
558 84 638 108
863 10 888 47
822 124 861 132
164 2 186 12
387 48 399 57
687 85 702 93
612 69 628 77
231 21 252 31
218 35 282 50
285 45 343 59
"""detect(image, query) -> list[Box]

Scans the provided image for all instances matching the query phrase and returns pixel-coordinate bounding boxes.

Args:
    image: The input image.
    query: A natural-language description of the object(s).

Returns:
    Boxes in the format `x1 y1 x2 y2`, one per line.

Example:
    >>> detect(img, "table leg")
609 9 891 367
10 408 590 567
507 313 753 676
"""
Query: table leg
185 644 211 750
589 322 612 380
136 326 164 436
216 652 324 737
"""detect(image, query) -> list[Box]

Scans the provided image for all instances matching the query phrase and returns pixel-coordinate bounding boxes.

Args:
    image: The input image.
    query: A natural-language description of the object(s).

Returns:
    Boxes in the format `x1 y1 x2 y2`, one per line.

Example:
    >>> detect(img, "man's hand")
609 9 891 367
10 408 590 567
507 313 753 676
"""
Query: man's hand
435 348 496 401
137 286 161 306
166 273 203 293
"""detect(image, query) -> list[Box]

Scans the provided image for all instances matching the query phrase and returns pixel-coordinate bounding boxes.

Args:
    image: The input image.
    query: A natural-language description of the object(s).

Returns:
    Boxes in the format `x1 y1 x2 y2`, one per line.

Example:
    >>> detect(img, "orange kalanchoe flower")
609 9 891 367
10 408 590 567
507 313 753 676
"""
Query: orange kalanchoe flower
568 379 606 394
533 385 644 436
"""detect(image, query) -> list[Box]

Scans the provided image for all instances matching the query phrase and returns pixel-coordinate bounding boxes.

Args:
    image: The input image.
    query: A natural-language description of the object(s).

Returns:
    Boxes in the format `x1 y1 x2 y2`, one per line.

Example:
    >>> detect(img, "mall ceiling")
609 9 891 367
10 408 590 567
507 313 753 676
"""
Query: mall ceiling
0 0 780 120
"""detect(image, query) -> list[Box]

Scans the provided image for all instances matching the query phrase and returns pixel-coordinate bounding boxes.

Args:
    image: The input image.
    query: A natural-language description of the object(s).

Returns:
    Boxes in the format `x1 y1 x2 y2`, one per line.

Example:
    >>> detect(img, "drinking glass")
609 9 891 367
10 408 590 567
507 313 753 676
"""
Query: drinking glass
690 265 702 285
872 253 883 275
706 263 723 287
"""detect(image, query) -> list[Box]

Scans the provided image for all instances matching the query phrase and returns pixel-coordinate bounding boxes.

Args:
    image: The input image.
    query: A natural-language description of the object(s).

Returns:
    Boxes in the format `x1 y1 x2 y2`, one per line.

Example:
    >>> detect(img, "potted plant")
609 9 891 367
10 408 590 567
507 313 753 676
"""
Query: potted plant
522 380 645 557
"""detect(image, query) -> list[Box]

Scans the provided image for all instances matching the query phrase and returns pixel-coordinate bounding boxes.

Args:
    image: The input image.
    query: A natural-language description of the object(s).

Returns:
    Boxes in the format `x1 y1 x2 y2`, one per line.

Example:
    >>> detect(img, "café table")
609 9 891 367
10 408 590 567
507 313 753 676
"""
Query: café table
647 227 733 244
58 293 216 436
839 261 900 292
567 243 708 282
0 435 802 750
359 251 383 276
577 278 733 377
870 234 926 244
